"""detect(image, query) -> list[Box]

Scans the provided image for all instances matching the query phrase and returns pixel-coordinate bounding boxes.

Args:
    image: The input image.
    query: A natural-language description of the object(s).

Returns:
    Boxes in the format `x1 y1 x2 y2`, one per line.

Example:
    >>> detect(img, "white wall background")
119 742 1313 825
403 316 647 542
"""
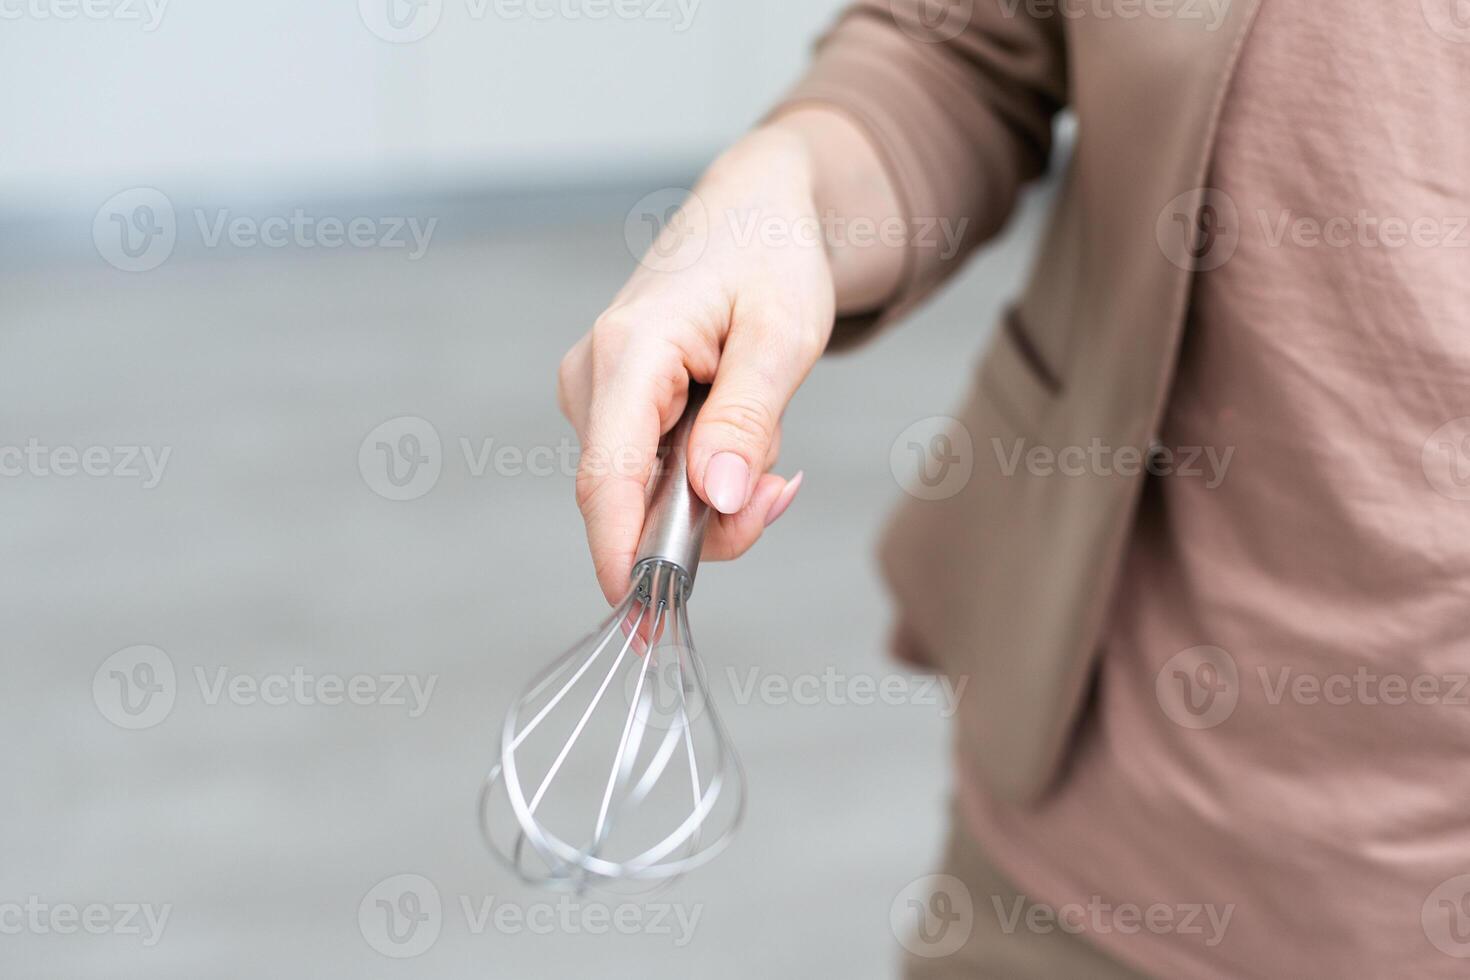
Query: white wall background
0 0 850 211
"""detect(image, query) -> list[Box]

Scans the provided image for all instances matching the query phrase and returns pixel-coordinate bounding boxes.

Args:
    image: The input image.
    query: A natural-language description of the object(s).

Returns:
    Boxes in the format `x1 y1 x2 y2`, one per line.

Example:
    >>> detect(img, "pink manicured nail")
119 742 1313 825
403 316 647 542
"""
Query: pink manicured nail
705 452 750 514
764 471 804 527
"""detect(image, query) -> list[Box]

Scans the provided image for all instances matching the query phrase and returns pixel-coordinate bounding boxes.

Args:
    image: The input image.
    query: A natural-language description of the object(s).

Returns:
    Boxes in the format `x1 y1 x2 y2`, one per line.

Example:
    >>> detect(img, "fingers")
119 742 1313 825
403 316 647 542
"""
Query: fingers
556 335 591 429
700 471 803 562
563 283 819 601
687 299 820 516
574 324 690 606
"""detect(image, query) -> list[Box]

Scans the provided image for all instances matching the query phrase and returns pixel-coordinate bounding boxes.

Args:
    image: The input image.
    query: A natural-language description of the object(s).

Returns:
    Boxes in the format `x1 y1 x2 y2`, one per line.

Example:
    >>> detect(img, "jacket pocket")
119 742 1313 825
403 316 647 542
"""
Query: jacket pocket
977 305 1062 435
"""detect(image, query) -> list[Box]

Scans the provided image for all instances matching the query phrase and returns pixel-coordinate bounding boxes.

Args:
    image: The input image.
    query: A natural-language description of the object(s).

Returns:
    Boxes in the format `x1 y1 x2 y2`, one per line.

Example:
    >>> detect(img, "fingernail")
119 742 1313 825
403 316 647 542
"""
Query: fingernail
764 471 804 527
704 452 750 515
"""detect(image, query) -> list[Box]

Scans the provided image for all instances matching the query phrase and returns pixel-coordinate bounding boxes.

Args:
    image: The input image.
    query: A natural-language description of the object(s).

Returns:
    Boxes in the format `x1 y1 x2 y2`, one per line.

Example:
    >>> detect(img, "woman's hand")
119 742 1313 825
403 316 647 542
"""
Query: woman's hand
558 109 903 604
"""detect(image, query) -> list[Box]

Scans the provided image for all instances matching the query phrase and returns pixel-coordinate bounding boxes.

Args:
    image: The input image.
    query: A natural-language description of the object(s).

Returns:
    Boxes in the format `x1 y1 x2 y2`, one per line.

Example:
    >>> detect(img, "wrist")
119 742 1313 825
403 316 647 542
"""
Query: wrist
762 106 906 315
702 117 819 207
760 107 856 210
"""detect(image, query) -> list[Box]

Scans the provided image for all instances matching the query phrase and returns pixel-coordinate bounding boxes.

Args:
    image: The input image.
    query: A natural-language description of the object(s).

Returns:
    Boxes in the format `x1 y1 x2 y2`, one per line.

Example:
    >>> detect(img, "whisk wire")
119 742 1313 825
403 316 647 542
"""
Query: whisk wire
480 385 745 891
524 596 648 814
591 563 669 850
506 590 637 755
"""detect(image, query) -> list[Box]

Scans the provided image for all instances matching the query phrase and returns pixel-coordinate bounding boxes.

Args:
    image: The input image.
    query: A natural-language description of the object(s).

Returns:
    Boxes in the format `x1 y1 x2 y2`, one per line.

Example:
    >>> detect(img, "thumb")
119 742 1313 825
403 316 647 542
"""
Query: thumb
688 317 815 514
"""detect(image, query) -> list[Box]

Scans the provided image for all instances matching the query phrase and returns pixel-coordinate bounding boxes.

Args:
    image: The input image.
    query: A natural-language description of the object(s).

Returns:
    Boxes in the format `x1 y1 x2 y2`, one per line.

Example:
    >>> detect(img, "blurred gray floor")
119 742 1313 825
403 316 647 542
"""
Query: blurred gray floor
0 185 1046 979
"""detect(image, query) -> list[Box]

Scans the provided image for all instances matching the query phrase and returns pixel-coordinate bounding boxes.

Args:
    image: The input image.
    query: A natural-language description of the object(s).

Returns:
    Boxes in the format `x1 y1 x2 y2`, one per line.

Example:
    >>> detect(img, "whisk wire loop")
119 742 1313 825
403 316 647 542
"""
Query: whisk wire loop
480 385 745 891
481 559 744 891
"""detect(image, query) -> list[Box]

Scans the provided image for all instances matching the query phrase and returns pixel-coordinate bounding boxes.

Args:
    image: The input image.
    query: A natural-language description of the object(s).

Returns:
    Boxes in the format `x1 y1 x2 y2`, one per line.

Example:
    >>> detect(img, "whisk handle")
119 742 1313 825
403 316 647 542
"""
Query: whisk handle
633 383 711 595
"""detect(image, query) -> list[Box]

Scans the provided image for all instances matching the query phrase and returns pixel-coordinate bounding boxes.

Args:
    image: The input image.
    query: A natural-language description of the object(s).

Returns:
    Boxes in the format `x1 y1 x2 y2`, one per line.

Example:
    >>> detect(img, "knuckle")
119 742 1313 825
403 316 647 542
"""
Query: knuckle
574 467 604 513
707 392 778 450
574 458 642 514
718 523 761 560
591 309 634 345
792 325 825 364
556 355 577 418
738 299 824 364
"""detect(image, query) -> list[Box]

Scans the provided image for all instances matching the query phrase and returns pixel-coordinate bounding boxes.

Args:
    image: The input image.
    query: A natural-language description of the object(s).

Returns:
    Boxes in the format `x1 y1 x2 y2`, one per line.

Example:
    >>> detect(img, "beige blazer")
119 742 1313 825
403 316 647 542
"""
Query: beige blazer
782 0 1265 802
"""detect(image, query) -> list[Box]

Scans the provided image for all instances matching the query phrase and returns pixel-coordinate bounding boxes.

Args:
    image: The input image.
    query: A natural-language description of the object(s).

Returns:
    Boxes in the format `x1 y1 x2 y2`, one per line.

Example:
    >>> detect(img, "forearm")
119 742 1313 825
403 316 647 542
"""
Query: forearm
747 2 1068 343
757 107 906 317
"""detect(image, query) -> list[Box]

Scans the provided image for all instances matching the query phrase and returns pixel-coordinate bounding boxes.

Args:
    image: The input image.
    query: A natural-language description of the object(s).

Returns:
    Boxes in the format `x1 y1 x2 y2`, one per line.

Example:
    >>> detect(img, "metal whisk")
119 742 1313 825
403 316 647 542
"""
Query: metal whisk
479 385 745 891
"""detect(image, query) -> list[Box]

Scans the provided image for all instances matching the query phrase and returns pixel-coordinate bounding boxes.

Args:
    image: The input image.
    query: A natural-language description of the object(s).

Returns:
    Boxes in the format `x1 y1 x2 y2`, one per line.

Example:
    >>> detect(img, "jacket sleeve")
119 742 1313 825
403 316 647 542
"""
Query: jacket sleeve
773 1 1069 348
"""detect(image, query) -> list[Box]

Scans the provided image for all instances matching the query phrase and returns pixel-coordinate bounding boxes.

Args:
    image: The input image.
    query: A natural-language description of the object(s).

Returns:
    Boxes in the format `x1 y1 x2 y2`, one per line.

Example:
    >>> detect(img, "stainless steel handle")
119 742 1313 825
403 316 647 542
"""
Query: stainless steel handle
633 384 710 595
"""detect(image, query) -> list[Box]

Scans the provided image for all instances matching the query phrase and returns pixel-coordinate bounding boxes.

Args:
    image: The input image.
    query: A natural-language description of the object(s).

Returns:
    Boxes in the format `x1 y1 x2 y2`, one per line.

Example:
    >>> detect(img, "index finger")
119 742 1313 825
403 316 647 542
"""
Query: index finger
577 360 687 605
